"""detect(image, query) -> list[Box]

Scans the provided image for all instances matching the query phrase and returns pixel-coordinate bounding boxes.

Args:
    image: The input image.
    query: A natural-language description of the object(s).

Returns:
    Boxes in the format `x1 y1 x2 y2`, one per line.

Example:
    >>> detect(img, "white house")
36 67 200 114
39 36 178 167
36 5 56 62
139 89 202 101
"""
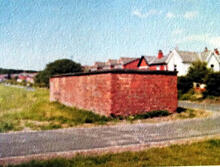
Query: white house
206 49 220 72
166 48 220 76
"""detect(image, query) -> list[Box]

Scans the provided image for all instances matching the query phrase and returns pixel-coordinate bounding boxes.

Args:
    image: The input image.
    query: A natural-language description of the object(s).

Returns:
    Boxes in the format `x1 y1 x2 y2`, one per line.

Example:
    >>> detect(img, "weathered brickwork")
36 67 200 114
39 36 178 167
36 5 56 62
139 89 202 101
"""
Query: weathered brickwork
50 73 112 115
111 74 177 116
50 70 177 116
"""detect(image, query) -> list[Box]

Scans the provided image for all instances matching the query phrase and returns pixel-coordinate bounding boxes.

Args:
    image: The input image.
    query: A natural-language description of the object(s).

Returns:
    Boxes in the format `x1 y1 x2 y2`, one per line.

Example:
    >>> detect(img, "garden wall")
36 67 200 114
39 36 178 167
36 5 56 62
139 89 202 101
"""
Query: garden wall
50 70 178 116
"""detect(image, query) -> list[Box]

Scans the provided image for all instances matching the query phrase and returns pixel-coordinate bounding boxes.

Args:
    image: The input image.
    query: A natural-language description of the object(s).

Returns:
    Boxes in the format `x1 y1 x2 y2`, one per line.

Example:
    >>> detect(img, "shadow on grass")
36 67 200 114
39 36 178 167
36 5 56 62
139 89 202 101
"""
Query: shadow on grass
176 107 187 113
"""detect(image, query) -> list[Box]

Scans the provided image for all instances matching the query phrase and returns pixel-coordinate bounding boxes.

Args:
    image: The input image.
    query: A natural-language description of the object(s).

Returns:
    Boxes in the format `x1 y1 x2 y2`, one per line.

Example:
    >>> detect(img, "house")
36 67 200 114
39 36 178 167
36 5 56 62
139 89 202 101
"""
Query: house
139 48 220 75
90 57 140 71
166 48 220 76
206 48 220 71
0 74 7 82
90 52 169 71
138 50 169 71
119 57 140 69
89 47 220 74
166 49 199 76
90 62 106 71
103 59 118 70
82 65 91 72
138 56 154 70
17 75 27 83
16 72 37 83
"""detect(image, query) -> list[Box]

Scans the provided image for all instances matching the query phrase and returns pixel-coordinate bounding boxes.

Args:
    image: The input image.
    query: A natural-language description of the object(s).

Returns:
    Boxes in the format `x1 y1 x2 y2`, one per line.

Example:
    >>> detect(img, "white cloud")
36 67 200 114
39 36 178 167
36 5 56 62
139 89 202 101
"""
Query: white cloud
132 9 162 18
166 12 175 19
172 29 184 35
183 11 198 19
132 10 145 18
176 33 220 48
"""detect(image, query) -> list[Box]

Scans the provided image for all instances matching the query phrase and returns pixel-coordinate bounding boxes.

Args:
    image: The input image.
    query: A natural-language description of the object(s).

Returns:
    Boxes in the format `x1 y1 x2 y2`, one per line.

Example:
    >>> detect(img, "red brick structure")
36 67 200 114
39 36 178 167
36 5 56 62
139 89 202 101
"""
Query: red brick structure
50 69 178 116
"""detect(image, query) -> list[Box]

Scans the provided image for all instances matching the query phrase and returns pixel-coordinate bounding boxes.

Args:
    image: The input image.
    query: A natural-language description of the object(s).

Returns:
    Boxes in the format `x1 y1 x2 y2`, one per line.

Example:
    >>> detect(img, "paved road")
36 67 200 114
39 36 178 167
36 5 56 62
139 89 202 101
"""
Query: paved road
179 100 220 112
1 113 220 159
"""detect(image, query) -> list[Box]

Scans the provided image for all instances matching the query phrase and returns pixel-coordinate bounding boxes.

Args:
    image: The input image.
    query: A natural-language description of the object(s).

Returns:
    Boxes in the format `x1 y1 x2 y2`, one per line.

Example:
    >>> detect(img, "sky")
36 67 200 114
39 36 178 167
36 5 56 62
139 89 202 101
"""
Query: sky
0 0 220 70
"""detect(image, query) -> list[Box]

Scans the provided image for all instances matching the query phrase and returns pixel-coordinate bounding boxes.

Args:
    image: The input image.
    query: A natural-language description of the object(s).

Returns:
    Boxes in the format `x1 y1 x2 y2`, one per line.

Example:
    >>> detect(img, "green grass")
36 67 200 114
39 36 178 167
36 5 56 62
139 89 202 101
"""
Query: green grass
5 139 220 167
0 84 209 132
0 84 110 132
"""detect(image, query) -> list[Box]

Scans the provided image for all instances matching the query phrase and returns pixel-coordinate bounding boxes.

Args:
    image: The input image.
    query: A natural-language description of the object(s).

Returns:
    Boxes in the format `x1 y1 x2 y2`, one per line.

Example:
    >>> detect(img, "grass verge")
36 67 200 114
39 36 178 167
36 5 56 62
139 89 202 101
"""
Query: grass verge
0 84 110 132
4 139 220 167
0 84 211 132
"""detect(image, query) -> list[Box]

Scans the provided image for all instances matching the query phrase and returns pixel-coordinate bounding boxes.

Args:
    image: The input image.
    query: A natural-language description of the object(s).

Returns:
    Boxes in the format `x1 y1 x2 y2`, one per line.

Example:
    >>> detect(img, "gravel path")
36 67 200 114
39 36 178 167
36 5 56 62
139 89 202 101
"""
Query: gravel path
1 113 220 159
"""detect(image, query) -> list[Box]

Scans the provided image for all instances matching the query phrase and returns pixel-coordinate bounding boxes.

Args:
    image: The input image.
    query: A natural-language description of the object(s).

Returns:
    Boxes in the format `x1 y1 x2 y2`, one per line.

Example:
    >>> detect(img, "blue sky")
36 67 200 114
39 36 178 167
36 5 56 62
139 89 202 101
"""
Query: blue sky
0 0 220 70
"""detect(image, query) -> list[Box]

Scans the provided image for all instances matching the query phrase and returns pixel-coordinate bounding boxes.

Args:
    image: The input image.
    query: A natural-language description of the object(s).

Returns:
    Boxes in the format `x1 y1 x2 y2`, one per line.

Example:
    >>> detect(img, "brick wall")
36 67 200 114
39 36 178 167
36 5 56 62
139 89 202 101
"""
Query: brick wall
50 73 112 115
111 73 177 116
50 70 177 116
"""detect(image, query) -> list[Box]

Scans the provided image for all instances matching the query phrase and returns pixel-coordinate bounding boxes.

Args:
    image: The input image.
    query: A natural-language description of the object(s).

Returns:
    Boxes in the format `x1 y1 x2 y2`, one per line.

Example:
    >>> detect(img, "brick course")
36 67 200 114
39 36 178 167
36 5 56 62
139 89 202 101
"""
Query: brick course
50 70 177 116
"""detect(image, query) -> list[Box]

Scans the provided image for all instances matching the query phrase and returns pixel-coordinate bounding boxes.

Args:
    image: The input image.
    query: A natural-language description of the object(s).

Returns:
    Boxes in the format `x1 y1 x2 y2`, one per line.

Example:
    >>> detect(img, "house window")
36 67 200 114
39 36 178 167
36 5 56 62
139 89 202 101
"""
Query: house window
211 64 214 69
174 65 177 71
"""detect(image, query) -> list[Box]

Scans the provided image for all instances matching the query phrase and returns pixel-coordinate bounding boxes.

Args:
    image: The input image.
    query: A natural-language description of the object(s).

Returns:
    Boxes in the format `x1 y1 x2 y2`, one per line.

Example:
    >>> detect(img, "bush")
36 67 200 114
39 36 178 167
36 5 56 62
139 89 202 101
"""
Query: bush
0 121 14 132
131 110 170 120
178 76 193 97
176 107 187 113
180 93 191 100
187 61 211 83
178 61 212 99
204 72 220 97
179 89 194 100
111 110 170 121
209 139 220 147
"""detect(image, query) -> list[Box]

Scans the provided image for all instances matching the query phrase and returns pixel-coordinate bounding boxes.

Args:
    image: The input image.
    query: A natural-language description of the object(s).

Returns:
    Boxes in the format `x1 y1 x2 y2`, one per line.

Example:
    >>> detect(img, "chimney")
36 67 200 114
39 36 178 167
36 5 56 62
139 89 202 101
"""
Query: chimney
158 50 163 59
214 48 219 55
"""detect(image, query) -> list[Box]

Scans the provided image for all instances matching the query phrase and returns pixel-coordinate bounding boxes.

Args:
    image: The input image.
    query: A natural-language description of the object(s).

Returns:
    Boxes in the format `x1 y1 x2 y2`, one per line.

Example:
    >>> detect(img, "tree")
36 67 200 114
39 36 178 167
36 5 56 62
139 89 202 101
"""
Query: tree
178 61 212 98
35 59 82 87
205 72 220 96
177 76 192 95
186 61 211 83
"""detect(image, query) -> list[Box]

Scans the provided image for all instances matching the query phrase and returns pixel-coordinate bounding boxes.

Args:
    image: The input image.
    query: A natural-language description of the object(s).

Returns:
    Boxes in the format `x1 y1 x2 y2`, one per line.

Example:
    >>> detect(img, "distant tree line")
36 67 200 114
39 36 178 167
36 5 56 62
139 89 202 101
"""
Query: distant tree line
0 68 37 74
